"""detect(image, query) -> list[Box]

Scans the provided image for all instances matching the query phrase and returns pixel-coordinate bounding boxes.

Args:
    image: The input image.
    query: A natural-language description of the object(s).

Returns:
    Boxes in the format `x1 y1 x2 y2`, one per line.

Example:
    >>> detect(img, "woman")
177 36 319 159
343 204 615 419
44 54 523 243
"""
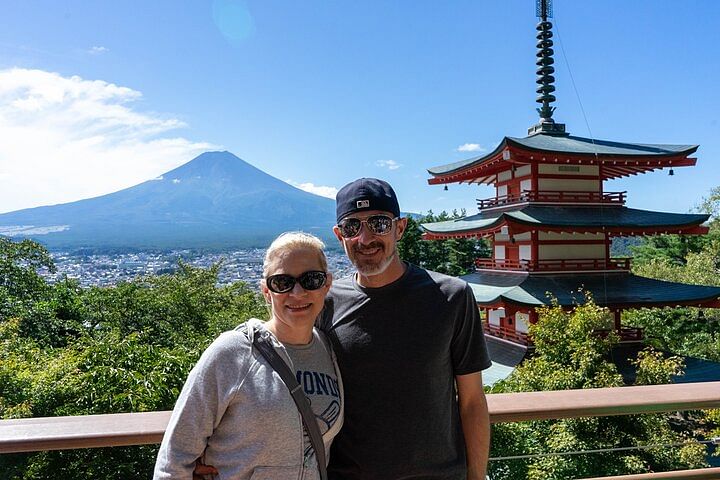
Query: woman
154 232 343 479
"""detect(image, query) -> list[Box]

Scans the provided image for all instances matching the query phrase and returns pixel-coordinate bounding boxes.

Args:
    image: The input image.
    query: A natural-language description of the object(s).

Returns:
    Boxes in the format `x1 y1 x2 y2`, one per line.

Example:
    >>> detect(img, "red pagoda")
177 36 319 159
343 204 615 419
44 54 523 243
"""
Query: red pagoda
421 1 720 346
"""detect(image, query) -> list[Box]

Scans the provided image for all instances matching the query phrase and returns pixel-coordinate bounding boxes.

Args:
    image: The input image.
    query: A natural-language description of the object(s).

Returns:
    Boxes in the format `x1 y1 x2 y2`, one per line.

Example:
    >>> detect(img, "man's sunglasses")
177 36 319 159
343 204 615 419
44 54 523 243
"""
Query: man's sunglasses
337 215 398 239
265 270 328 294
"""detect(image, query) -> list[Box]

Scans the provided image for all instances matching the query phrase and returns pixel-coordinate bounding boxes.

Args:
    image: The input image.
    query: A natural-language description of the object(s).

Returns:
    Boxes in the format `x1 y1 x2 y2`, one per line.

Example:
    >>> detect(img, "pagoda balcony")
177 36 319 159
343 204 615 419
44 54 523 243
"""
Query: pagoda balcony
595 327 644 342
477 190 627 210
482 324 643 346
3 383 720 480
475 257 632 272
483 323 530 344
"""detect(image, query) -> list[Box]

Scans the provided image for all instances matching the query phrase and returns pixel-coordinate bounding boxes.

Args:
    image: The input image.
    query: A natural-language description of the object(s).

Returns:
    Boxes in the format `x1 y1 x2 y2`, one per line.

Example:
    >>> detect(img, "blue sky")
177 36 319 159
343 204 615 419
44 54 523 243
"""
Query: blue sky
1 1 719 215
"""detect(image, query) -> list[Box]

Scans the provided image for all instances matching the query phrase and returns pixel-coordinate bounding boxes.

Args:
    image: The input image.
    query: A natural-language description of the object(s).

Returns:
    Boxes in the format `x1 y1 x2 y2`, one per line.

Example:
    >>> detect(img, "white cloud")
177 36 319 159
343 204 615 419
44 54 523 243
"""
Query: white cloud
88 46 109 55
376 159 401 170
0 68 216 213
456 143 485 152
286 180 338 199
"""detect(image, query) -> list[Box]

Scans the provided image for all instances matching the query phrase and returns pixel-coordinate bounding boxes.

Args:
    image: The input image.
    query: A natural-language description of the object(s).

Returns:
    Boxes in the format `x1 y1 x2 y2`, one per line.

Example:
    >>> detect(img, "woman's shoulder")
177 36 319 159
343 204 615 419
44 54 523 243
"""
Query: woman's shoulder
199 320 261 366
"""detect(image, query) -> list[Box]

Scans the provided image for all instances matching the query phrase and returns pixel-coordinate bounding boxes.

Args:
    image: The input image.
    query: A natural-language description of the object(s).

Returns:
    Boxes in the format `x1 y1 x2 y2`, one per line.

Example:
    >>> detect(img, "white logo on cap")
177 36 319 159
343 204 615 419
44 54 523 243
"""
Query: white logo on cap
357 200 370 208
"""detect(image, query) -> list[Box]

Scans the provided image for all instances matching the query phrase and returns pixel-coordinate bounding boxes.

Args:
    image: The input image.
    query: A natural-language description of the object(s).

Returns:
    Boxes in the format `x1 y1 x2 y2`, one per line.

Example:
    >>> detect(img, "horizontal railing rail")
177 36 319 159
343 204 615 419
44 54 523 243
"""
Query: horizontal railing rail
475 257 632 272
477 190 627 209
2 382 718 455
576 468 720 479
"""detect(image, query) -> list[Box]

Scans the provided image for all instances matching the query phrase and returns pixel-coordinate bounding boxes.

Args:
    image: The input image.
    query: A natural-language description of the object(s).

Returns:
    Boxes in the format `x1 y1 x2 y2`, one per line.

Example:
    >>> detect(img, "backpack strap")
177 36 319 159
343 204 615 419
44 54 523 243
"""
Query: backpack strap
249 324 328 480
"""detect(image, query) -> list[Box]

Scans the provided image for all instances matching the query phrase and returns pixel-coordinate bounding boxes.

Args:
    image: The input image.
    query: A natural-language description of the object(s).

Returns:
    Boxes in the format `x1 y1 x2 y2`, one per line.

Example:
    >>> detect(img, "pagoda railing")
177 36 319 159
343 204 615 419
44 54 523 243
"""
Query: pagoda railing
595 327 644 342
483 323 530 344
477 190 627 210
3 383 720 480
475 257 632 272
483 323 644 346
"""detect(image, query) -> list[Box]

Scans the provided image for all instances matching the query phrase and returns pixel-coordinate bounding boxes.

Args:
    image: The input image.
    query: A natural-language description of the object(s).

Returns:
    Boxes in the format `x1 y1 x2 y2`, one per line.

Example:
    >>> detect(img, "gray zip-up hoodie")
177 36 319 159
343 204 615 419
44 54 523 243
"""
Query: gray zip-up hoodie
154 319 344 480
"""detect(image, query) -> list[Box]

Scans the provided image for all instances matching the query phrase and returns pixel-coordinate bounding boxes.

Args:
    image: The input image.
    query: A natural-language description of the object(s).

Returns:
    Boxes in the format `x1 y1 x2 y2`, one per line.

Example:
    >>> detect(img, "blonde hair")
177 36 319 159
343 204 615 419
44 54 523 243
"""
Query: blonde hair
263 231 328 278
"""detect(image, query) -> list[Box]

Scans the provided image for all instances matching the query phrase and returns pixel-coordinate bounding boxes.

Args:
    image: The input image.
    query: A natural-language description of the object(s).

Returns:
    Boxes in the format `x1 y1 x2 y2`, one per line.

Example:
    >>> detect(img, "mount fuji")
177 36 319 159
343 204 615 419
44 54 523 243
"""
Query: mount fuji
0 152 337 249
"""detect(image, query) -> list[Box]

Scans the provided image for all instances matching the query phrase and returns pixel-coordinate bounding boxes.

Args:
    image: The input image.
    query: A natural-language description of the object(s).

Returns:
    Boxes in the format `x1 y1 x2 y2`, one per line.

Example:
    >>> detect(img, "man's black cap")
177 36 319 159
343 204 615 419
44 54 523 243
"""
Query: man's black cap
335 178 400 223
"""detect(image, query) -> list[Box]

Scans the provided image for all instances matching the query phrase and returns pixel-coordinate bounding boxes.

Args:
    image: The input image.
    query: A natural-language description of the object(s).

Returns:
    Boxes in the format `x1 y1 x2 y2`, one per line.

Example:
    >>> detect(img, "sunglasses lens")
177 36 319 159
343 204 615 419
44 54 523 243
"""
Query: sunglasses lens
266 271 327 293
339 218 361 238
298 271 327 290
367 215 393 234
338 216 395 238
267 274 295 293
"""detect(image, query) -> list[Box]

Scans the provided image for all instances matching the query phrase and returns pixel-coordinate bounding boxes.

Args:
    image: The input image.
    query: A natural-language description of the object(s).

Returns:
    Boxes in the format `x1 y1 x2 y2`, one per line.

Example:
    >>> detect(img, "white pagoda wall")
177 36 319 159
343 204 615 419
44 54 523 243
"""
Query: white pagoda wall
539 232 606 241
538 164 599 176
537 178 599 192
538 231 607 260
539 244 606 260
515 165 532 177
497 170 513 182
537 164 601 193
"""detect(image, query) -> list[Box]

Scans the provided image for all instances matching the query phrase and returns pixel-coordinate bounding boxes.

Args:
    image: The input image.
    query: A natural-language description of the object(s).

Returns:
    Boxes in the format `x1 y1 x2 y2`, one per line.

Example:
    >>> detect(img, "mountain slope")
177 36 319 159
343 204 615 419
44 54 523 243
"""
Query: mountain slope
0 151 337 249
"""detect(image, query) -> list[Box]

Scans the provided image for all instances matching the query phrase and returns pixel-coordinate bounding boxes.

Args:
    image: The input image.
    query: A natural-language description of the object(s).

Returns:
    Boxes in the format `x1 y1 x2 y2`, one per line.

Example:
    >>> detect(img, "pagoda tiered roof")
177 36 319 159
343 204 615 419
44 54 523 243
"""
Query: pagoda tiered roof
421 206 710 239
460 271 720 309
427 133 698 184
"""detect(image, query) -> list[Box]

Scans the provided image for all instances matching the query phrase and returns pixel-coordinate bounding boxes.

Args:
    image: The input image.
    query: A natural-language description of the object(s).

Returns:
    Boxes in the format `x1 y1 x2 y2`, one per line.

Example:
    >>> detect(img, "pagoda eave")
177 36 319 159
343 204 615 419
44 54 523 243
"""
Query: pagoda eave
427 136 698 185
479 296 720 311
462 271 720 310
421 219 709 241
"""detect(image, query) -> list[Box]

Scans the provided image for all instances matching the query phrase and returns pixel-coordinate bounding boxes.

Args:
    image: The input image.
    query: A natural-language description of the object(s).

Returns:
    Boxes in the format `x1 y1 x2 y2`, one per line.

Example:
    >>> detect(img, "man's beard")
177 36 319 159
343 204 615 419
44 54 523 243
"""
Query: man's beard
348 240 396 277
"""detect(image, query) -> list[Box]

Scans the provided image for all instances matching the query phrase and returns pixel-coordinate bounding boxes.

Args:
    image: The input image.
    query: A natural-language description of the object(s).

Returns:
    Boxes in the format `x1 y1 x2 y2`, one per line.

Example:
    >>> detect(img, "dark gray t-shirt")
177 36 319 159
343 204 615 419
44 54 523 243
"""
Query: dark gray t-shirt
319 263 491 480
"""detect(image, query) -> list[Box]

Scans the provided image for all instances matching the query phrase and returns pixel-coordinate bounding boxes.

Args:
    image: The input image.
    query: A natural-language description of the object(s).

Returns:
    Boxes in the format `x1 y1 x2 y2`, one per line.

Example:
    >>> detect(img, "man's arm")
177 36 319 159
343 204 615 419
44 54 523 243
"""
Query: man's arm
456 371 490 480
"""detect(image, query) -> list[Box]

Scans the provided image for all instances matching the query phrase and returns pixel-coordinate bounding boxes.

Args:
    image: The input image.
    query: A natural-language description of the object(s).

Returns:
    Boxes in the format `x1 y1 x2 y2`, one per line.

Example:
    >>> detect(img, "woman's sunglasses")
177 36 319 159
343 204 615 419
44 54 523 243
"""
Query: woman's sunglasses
337 214 398 239
265 270 328 293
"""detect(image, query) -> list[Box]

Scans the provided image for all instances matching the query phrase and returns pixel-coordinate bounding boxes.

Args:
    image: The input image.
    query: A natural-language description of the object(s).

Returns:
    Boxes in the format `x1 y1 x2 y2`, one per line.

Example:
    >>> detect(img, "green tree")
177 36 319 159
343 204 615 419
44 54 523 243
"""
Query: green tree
489 298 707 480
0 238 56 320
398 209 489 275
0 237 267 478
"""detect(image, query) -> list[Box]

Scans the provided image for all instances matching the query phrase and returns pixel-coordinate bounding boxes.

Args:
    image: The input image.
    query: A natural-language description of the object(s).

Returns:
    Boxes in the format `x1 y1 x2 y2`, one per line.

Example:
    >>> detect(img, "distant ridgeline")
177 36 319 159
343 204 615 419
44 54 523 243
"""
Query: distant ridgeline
0 152 339 249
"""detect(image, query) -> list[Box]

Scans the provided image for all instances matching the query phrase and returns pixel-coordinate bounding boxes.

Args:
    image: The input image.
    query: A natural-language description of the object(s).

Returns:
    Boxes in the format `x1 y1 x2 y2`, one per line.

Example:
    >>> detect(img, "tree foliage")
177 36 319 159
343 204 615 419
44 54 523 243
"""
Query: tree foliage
398 209 489 276
488 299 707 480
0 237 266 479
625 186 720 362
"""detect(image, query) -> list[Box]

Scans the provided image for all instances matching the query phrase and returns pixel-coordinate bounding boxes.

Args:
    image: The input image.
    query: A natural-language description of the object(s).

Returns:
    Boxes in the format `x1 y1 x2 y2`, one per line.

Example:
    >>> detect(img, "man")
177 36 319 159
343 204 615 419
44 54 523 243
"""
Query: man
320 178 491 480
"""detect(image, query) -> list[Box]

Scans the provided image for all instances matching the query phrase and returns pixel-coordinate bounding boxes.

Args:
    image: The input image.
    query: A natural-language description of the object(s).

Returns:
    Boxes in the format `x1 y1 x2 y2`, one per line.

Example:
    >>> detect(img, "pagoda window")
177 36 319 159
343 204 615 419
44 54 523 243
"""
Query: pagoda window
516 312 530 334
497 184 508 198
520 178 532 193
488 308 504 327
497 170 513 182
495 229 511 243
519 244 532 261
515 164 532 177
494 245 505 260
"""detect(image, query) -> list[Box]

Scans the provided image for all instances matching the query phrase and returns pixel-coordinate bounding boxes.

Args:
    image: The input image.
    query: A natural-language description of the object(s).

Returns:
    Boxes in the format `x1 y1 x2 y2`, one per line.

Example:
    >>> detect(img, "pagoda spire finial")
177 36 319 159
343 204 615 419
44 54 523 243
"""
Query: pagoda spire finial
528 0 566 136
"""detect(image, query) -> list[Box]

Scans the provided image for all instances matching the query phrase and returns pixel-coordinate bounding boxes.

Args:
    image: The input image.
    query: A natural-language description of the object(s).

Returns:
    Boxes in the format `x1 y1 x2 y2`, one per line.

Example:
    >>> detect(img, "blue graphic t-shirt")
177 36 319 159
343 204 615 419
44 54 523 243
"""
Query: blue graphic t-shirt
284 331 342 462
